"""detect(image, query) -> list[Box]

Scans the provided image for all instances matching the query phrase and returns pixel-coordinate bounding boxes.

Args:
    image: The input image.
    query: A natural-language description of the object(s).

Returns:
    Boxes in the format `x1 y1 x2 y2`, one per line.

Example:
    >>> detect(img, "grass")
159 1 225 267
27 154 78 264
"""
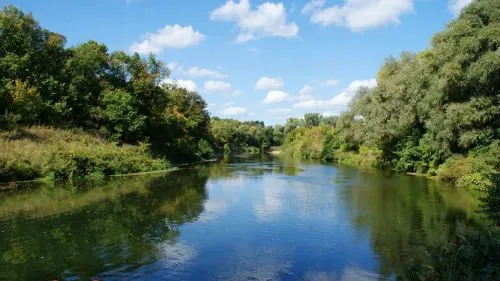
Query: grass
0 127 170 182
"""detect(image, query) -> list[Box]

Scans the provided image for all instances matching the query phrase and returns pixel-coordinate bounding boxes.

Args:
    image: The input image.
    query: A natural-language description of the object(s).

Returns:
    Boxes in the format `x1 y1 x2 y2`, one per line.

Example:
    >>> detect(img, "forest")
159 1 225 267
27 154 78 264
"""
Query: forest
1 0 499 279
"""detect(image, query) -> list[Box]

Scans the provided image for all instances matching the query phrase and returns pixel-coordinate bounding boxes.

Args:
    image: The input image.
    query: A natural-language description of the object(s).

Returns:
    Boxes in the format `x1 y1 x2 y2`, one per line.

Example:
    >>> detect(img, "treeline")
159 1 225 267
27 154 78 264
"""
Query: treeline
282 0 499 192
0 6 211 163
210 118 284 154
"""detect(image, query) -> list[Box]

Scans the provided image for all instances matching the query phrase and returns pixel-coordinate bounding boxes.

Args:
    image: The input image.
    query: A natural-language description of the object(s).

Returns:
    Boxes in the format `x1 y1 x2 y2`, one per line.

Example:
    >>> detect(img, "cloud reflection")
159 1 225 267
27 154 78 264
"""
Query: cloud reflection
304 266 381 281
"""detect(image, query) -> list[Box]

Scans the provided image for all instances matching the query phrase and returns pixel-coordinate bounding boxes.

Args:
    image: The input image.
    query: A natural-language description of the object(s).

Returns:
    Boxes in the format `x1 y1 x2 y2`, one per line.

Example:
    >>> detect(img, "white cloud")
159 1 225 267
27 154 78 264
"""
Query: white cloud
207 103 217 109
255 76 284 90
186 67 227 79
324 79 340 87
221 106 248 115
262 90 290 104
294 78 377 110
210 0 299 43
130 24 205 54
449 0 473 16
301 0 325 15
167 62 178 71
345 78 377 93
163 78 198 92
167 62 227 79
304 0 414 32
299 84 314 95
204 80 233 92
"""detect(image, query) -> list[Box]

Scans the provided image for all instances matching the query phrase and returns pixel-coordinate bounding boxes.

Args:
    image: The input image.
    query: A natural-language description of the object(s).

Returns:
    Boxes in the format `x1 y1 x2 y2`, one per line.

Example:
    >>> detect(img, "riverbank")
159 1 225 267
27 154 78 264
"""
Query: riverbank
0 127 170 183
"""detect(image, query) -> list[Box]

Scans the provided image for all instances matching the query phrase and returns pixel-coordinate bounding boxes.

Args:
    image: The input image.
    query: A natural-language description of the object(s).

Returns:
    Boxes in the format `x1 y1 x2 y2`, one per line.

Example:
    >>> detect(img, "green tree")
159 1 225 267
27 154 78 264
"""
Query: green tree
304 113 321 128
97 89 146 142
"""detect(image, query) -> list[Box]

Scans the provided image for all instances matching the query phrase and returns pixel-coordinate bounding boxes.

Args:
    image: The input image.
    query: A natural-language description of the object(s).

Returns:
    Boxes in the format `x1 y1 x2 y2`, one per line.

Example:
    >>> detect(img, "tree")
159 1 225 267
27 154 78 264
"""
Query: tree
97 89 146 142
304 113 321 128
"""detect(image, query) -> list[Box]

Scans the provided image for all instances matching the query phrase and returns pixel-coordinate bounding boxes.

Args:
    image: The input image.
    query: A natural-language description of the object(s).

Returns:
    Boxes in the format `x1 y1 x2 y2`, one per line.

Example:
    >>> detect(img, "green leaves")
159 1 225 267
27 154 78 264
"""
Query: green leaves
336 0 500 175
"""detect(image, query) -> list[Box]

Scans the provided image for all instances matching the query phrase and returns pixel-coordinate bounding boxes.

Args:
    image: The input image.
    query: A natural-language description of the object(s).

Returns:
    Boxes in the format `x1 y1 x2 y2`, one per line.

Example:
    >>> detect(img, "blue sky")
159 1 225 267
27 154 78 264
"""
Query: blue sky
2 0 473 125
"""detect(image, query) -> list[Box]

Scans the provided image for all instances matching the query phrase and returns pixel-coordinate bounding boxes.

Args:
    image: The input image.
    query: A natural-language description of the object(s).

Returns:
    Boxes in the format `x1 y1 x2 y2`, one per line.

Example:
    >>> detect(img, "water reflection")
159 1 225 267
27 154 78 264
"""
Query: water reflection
340 170 480 279
0 170 208 281
0 158 482 281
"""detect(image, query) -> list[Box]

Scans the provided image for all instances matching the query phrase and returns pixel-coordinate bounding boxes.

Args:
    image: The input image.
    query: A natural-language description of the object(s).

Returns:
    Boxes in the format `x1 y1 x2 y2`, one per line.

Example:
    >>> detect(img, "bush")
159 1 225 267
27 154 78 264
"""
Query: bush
281 126 327 160
196 139 215 159
335 146 382 168
322 130 341 161
437 154 496 190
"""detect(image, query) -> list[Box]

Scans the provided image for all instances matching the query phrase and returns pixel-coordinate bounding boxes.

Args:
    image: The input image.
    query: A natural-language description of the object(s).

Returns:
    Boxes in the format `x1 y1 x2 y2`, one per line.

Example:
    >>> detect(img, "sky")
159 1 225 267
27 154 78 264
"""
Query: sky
1 0 474 125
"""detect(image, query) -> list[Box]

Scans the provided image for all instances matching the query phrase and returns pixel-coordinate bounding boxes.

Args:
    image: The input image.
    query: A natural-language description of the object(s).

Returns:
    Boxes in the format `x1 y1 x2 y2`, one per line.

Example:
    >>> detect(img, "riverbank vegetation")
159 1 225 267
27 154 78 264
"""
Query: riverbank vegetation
0 5 213 182
280 0 499 192
0 127 169 182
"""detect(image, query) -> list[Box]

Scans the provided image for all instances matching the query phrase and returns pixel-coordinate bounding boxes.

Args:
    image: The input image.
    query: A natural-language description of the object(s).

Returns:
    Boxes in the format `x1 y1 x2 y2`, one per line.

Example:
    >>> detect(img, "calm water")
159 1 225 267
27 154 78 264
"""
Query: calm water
0 156 481 281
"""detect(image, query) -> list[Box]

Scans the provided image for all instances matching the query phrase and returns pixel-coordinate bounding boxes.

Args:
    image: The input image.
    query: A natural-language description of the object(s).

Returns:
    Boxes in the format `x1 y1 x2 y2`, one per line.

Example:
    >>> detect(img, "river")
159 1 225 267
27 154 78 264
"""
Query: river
0 156 482 281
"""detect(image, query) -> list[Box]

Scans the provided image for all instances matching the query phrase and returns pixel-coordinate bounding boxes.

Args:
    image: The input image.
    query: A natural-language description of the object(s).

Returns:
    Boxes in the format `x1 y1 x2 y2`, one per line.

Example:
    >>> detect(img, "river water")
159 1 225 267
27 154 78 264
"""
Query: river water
0 156 481 281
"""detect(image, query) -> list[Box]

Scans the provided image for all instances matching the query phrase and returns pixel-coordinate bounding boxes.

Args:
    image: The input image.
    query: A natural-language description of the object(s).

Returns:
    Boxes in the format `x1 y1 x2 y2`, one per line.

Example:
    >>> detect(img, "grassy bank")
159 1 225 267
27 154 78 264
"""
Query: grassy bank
0 127 169 182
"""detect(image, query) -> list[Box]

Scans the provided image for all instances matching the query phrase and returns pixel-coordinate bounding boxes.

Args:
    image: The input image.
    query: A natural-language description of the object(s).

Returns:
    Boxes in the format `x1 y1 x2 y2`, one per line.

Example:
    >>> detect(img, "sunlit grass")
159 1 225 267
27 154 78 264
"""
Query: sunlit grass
0 126 170 182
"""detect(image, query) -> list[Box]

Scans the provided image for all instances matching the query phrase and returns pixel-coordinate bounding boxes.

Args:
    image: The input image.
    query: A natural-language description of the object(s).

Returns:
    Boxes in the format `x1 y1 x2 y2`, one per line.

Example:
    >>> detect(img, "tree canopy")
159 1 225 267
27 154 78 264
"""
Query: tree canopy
0 6 211 161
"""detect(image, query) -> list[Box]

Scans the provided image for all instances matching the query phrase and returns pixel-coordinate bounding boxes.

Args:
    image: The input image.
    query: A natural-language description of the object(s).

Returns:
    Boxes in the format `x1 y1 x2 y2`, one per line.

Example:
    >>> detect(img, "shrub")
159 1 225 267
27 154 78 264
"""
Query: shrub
335 146 382 168
196 139 215 159
437 155 493 183
437 153 496 190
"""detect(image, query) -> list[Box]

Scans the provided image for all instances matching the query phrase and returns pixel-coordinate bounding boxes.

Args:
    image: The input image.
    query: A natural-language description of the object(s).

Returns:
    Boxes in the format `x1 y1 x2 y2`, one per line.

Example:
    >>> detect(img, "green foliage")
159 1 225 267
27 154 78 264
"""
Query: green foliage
334 0 499 176
0 5 212 165
437 155 495 190
210 118 279 154
304 113 320 128
96 89 146 142
0 127 169 182
334 146 382 168
196 139 215 160
282 126 325 159
322 129 342 161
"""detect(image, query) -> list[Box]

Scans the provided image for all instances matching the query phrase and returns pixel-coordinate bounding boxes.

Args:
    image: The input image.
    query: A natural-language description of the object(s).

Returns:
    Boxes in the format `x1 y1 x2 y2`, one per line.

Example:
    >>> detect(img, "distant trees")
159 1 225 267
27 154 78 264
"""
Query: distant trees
0 6 211 161
210 118 280 153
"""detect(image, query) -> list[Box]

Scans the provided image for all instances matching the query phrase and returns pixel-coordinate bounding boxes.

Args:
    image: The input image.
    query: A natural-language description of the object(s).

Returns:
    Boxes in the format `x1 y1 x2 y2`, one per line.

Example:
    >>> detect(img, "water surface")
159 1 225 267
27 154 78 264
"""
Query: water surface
0 157 481 281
